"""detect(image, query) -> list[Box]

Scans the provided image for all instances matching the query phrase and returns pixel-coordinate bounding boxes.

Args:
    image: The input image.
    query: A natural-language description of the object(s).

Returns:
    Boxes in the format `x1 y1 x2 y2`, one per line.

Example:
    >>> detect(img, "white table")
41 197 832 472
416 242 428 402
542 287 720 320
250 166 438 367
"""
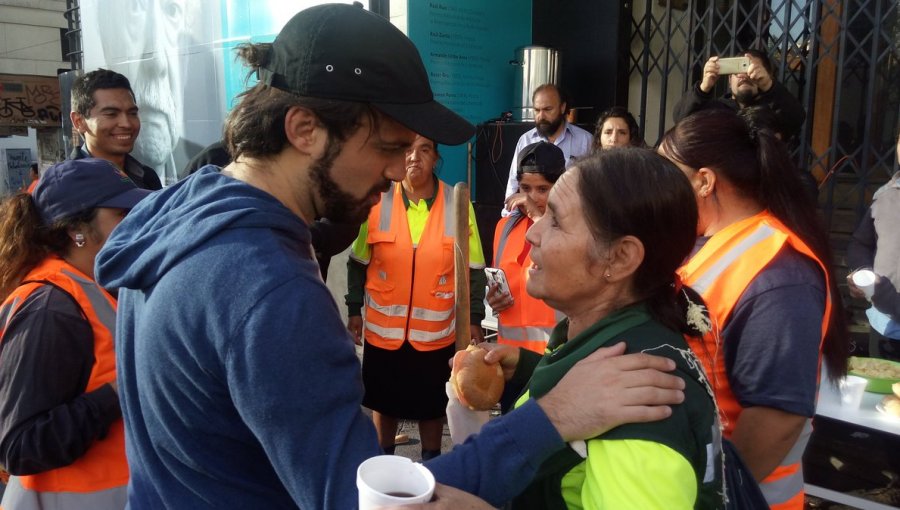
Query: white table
814 379 900 435
805 379 900 509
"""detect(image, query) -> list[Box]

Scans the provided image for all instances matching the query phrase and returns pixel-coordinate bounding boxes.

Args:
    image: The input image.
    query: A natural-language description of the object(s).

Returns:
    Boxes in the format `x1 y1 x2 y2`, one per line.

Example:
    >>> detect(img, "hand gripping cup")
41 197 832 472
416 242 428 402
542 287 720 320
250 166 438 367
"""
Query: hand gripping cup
851 269 877 300
357 455 435 509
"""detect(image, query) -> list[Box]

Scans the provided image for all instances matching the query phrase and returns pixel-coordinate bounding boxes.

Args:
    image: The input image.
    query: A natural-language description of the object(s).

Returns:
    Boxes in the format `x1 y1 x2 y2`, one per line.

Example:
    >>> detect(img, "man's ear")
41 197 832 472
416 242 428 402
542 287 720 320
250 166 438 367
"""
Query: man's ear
284 105 324 157
71 111 86 134
604 235 645 283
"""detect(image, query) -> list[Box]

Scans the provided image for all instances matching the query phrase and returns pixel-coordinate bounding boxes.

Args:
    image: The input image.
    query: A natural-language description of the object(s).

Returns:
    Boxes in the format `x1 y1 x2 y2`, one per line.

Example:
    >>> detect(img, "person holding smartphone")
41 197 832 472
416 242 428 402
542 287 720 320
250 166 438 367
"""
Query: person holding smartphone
487 142 566 354
673 48 806 141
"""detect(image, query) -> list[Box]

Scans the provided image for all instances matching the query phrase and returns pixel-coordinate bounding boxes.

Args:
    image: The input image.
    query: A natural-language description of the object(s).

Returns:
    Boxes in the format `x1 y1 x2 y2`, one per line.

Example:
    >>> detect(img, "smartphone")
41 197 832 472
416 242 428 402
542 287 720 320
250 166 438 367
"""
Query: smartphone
484 268 511 296
717 56 750 75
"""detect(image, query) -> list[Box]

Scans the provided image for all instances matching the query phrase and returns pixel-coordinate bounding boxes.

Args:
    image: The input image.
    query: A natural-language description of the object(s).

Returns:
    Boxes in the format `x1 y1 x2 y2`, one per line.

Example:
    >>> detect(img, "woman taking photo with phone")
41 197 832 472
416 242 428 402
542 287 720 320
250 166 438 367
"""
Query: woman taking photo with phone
487 142 565 354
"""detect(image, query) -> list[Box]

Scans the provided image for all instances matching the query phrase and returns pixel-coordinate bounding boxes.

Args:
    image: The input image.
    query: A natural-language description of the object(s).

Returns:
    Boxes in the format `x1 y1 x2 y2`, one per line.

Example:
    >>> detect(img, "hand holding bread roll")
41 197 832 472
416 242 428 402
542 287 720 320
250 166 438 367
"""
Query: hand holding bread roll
450 345 505 411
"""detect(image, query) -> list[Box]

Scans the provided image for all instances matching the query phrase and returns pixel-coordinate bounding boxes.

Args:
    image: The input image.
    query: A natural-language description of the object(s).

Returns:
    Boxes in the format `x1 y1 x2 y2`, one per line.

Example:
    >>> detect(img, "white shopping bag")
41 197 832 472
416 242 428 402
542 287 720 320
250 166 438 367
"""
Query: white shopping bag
445 381 490 444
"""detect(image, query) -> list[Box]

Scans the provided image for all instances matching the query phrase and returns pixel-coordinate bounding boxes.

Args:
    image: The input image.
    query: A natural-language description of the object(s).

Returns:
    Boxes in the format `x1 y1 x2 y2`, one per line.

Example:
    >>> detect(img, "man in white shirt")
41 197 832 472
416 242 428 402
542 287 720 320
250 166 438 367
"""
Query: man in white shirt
503 83 592 214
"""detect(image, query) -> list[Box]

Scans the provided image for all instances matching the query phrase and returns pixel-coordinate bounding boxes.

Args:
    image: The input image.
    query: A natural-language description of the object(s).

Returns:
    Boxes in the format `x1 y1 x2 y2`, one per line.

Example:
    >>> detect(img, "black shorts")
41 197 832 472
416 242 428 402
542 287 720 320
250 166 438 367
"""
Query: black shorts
361 340 455 420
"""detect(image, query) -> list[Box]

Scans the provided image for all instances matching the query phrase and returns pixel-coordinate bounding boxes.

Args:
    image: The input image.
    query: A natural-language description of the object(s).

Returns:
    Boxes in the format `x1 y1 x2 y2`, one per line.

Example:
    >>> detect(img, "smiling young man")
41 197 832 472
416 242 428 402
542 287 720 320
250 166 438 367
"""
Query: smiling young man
95 4 690 509
69 69 162 190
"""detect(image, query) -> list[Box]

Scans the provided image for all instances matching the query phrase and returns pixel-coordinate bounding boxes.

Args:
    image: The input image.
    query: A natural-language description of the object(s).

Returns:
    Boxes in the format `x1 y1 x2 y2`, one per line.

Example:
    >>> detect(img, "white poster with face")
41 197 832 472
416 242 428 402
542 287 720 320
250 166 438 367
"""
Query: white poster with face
81 0 226 185
81 0 365 185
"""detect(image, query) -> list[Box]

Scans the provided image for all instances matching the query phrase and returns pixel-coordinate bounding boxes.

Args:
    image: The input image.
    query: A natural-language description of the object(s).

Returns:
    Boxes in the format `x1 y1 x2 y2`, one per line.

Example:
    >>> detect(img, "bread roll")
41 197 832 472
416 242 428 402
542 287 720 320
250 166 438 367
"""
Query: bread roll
883 395 900 418
451 345 504 411
893 381 900 399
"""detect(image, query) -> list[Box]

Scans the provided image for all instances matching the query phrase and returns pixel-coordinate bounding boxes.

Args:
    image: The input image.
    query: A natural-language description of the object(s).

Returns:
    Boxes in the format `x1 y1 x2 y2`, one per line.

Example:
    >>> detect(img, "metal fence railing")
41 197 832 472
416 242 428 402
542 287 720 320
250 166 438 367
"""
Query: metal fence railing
627 0 899 232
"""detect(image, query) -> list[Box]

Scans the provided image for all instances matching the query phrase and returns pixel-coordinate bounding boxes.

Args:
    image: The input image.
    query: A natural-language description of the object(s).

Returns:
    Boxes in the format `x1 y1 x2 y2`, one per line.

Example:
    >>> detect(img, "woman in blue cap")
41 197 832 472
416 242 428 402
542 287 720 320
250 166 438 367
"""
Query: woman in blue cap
0 158 150 510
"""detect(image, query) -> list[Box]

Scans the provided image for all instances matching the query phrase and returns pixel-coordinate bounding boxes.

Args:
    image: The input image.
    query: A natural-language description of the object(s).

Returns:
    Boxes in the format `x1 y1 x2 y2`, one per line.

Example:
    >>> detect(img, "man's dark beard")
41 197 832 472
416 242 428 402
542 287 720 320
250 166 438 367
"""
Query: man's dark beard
536 115 563 138
734 86 757 106
310 140 390 225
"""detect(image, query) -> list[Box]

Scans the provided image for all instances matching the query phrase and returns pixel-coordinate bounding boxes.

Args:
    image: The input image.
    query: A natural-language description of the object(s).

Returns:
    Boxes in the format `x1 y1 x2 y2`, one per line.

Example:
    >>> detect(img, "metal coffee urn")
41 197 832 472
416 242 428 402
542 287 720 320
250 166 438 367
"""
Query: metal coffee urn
510 46 561 121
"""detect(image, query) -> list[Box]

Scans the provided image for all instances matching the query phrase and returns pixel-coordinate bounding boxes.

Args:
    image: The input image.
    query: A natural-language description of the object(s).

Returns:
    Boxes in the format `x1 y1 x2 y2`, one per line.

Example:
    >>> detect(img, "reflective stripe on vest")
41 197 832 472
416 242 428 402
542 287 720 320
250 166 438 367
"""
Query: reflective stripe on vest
364 321 406 342
0 256 128 502
689 224 776 295
760 419 812 508
678 212 831 510
492 214 562 354
60 268 117 334
409 318 457 343
365 294 409 318
493 213 520 268
1 475 126 510
411 306 453 321
377 183 453 238
0 298 21 329
364 182 457 351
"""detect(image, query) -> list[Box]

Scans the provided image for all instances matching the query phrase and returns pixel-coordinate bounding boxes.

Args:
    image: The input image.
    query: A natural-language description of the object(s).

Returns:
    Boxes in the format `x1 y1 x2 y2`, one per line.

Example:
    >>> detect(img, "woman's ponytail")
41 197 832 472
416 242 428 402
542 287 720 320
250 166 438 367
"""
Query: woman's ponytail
0 193 50 300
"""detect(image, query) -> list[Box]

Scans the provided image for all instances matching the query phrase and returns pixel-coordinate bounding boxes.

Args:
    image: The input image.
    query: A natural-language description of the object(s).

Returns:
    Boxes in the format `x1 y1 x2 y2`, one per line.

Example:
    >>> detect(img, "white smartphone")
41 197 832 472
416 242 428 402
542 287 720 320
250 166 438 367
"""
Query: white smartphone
484 267 511 296
717 56 750 75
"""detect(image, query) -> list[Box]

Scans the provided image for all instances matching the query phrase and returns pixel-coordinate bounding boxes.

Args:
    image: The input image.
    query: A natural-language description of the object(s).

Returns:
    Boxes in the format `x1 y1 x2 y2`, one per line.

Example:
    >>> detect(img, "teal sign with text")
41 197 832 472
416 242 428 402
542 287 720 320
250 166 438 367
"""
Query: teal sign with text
408 1 531 187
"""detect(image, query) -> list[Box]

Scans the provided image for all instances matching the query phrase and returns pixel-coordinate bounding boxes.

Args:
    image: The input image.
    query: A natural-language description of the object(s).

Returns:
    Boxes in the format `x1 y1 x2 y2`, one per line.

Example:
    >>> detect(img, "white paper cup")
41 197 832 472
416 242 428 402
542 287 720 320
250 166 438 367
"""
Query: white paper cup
839 375 868 408
357 455 435 509
851 269 877 299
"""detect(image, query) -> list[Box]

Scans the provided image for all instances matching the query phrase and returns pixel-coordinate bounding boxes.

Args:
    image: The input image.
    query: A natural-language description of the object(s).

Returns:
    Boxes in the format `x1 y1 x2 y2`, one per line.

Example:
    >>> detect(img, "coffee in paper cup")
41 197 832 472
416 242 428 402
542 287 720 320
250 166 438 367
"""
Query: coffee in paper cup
357 455 435 509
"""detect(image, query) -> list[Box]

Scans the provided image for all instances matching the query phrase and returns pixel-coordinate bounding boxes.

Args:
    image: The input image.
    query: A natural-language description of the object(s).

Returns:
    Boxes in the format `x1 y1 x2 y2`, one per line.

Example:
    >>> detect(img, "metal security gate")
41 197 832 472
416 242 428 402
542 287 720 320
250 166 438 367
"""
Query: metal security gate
626 0 900 233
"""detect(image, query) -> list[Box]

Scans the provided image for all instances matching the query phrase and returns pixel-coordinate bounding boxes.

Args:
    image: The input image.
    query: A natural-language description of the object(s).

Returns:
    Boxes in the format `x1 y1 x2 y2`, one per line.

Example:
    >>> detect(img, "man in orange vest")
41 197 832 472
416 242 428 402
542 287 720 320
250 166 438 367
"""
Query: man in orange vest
24 164 39 194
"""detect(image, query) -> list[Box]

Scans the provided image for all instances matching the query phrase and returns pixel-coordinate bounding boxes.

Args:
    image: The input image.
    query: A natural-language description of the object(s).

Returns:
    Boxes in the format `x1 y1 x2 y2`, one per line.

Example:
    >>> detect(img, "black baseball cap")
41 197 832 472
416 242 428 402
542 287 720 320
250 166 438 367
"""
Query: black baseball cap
517 142 566 180
33 158 151 225
258 3 474 145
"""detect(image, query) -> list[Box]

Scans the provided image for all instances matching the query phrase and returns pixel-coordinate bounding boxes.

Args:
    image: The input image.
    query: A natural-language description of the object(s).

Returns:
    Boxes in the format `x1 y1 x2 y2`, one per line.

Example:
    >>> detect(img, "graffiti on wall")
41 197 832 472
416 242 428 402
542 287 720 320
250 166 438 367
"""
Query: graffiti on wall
0 75 62 127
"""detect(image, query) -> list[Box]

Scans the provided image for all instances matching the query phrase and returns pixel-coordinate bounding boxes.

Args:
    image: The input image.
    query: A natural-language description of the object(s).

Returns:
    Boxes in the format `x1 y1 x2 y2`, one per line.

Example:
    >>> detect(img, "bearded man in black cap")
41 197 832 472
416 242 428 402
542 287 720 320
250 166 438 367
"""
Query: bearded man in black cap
95 4 687 509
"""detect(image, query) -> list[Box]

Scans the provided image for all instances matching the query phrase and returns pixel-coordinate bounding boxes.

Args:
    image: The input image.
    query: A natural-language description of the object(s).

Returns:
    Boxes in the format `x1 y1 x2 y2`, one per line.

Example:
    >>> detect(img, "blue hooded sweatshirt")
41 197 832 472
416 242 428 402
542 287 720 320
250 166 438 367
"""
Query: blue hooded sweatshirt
96 166 564 509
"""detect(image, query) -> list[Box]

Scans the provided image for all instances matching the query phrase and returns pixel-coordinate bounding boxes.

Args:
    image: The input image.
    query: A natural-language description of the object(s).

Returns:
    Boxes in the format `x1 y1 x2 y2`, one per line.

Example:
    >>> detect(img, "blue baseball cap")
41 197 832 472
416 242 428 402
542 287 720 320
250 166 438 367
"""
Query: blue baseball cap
33 158 152 225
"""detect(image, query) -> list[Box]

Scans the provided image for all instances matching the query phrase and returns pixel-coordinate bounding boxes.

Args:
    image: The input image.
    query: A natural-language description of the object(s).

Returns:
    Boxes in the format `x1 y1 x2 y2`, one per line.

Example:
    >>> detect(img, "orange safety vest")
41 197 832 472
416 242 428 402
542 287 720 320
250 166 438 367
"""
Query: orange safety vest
492 213 563 354
678 211 831 510
363 182 457 352
0 256 128 510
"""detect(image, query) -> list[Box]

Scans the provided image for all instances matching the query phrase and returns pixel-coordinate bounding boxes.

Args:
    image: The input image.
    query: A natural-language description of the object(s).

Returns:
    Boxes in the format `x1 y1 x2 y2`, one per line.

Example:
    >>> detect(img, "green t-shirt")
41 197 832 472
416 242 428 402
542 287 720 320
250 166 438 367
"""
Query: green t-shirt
511 306 725 510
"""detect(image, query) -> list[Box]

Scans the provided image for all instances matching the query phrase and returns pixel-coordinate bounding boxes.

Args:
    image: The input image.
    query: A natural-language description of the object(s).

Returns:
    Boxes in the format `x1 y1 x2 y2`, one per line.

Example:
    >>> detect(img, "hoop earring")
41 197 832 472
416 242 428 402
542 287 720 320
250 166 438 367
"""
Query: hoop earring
74 233 85 248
